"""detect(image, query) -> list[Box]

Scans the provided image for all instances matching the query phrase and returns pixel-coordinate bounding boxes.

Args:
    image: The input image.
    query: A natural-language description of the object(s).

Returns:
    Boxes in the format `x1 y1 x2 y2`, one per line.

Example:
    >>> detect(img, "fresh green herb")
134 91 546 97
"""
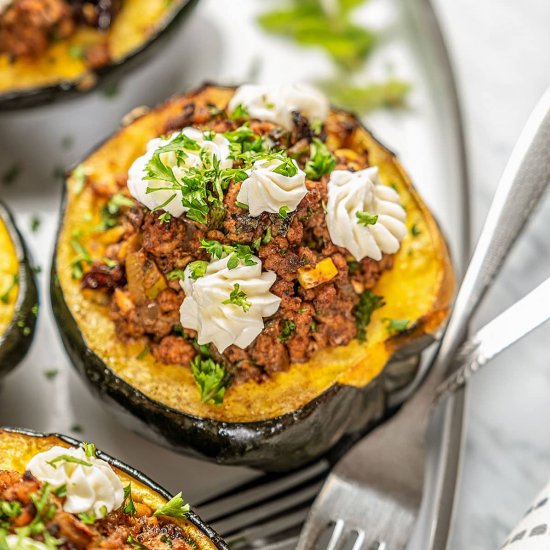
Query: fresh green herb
235 200 249 210
191 356 229 405
305 138 336 180
167 269 186 281
279 319 296 343
33 265 42 274
15 484 57 541
158 212 172 224
153 492 190 519
347 259 359 274
223 283 251 312
0 500 21 519
32 304 39 316
411 224 421 237
200 240 257 270
136 346 150 360
43 369 59 380
70 239 92 279
385 318 410 335
68 44 84 59
161 535 173 548
54 484 67 498
230 104 249 121
82 442 96 458
258 0 376 71
97 193 134 230
1 163 21 186
356 211 379 226
73 165 87 194
354 290 384 342
78 511 96 524
278 206 290 219
187 260 208 279
123 484 137 515
262 226 272 245
46 455 92 469
30 215 41 233
0 274 18 304
272 157 298 177
100 505 108 517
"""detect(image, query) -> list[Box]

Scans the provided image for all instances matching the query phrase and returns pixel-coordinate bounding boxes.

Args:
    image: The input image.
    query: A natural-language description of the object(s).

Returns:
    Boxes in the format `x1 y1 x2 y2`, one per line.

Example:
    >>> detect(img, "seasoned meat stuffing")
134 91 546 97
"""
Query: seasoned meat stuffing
79 93 396 385
0 469 199 549
0 0 120 62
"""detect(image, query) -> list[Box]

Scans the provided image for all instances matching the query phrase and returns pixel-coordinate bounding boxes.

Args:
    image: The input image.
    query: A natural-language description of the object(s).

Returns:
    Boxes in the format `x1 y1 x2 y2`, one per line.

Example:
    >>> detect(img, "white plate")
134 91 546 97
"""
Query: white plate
0 0 469 547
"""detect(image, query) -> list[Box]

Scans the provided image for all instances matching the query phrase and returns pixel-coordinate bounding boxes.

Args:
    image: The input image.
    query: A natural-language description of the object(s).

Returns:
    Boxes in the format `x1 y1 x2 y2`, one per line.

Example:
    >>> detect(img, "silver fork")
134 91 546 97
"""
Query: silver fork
294 84 550 550
196 86 550 550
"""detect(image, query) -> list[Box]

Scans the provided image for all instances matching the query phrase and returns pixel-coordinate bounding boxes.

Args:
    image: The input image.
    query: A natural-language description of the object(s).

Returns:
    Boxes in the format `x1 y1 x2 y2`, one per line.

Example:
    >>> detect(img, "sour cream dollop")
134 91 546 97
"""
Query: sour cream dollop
5 536 48 550
326 167 407 261
27 446 124 517
237 157 308 217
228 84 329 130
180 256 281 352
127 128 232 217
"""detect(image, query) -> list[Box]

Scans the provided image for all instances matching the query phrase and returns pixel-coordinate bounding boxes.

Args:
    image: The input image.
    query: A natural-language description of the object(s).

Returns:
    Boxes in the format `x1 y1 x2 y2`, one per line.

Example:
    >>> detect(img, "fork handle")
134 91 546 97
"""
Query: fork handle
434 85 550 376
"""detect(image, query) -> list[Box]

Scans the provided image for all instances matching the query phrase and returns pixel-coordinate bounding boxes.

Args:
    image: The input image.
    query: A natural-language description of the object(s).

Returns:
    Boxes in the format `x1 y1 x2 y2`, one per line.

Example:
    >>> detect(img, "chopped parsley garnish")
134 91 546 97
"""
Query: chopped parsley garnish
356 211 379 226
278 206 290 219
235 200 249 210
46 455 92 469
123 484 137 515
70 239 92 279
230 104 249 121
30 215 41 233
97 193 134 230
354 290 384 342
262 226 272 244
68 44 84 59
127 535 148 549
158 212 172 224
82 442 96 458
0 274 18 304
279 319 296 343
78 511 96 524
200 239 257 270
272 157 298 177
153 492 190 519
136 346 150 360
385 318 410 335
54 484 67 498
73 165 87 194
305 138 336 180
167 269 186 281
411 224 421 237
0 500 22 519
223 283 251 312
161 535 173 548
187 261 209 279
191 356 229 405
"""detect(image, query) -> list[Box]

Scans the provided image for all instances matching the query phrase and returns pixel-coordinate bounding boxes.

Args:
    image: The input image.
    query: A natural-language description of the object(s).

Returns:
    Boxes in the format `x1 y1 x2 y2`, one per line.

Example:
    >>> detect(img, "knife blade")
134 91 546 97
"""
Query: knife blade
436 275 550 399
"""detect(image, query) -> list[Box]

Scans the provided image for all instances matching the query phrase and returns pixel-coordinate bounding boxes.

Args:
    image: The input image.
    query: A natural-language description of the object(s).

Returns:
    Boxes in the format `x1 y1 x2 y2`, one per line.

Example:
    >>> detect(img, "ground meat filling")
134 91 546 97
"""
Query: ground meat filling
0 469 198 549
81 97 395 383
0 0 121 63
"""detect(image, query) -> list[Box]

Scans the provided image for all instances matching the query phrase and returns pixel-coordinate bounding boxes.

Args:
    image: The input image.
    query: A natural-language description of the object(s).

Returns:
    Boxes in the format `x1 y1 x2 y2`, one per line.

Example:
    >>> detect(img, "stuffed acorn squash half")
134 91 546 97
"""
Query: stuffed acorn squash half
0 200 38 378
0 427 227 549
0 0 198 109
52 84 455 470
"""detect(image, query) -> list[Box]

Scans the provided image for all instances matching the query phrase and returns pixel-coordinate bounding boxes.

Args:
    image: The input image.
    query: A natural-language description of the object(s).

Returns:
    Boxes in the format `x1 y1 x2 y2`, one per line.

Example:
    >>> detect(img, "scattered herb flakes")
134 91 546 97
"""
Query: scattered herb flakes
278 205 290 219
167 269 186 281
30 214 41 233
123 484 137 515
305 138 336 180
78 511 96 524
72 164 87 194
82 442 96 458
136 346 150 360
1 163 21 186
31 304 38 316
356 211 378 226
154 492 190 519
279 319 296 343
354 290 384 342
68 44 85 59
223 283 251 312
385 318 410 335
33 265 42 274
191 356 229 405
187 260 208 279
0 274 18 304
44 369 59 381
411 224 421 237
46 454 91 469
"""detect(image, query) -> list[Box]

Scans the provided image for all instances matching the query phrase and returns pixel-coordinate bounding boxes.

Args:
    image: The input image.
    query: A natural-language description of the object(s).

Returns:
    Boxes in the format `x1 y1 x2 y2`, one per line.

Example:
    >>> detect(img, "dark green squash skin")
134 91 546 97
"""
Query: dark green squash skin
0 201 38 378
0 426 228 550
0 0 199 111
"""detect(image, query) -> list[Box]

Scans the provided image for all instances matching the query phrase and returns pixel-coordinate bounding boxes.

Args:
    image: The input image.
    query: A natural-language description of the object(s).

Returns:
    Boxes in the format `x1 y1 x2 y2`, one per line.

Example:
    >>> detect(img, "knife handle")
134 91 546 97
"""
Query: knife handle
435 85 550 375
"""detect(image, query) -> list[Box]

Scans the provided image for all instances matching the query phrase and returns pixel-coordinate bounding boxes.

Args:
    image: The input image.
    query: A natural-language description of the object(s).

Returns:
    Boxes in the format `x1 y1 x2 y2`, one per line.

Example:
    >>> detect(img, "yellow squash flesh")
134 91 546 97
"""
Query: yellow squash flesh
56 85 455 423
0 0 186 94
0 429 217 549
0 214 19 338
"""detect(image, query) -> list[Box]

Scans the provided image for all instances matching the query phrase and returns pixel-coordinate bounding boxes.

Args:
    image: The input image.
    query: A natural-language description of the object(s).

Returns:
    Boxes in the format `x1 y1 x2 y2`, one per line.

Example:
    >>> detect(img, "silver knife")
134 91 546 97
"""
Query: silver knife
436 276 550 399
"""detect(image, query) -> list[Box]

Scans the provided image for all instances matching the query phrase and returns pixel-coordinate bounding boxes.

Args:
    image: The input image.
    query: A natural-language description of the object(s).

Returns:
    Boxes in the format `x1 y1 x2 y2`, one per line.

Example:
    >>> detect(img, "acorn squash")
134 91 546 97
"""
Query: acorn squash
0 200 38 377
0 0 198 109
51 84 455 470
0 427 227 549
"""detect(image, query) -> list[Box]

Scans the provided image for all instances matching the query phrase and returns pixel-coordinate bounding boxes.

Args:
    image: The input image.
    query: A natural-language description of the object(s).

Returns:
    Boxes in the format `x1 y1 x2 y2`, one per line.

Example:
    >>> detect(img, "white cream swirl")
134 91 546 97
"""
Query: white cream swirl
228 83 329 130
237 158 307 216
127 128 232 217
27 446 124 517
5 536 48 549
326 167 407 261
180 256 281 352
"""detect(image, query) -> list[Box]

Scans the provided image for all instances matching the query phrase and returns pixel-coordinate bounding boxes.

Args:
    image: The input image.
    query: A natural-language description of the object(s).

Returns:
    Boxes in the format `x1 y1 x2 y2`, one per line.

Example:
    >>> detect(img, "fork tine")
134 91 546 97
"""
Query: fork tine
326 519 345 550
197 459 329 524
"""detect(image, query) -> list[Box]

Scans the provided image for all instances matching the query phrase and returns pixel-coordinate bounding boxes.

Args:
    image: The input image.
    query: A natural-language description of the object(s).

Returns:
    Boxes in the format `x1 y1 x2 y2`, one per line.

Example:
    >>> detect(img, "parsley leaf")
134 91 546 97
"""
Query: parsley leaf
82 442 96 458
46 455 92 469
123 484 137 515
0 274 18 304
191 356 229 405
354 290 384 342
223 283 251 312
356 211 379 226
230 104 250 121
305 138 336 180
154 492 190 519
278 320 296 343
78 511 96 524
167 269 187 281
385 318 410 335
187 261 208 279
278 206 290 219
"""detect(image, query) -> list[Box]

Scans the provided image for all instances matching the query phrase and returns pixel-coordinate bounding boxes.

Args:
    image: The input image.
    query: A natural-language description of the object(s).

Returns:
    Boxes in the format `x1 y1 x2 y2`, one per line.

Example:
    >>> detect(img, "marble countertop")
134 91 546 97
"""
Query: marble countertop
435 0 550 547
